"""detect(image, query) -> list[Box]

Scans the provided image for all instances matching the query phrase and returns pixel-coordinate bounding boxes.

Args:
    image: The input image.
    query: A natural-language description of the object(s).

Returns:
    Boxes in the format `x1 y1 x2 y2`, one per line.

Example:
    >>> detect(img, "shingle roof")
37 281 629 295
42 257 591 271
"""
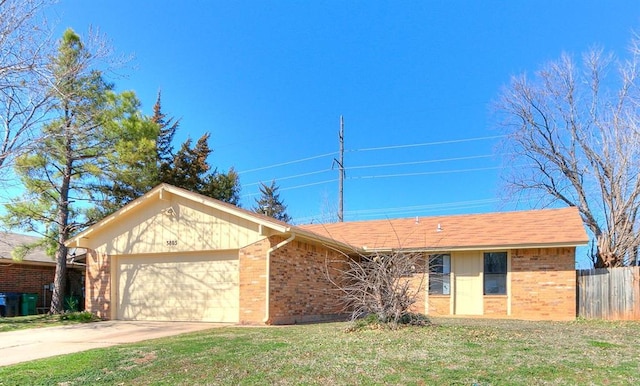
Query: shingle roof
0 233 85 267
0 233 52 264
297 207 589 251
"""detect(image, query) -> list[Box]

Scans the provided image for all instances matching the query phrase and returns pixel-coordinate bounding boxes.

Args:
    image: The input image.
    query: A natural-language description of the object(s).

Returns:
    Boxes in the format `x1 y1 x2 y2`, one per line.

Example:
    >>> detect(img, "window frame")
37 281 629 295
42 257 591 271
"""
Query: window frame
483 251 508 295
428 253 451 295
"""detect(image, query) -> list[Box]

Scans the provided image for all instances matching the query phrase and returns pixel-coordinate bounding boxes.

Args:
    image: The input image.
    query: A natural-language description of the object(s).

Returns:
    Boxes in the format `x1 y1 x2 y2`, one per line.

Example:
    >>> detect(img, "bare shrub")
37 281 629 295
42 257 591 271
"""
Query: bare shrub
327 249 428 328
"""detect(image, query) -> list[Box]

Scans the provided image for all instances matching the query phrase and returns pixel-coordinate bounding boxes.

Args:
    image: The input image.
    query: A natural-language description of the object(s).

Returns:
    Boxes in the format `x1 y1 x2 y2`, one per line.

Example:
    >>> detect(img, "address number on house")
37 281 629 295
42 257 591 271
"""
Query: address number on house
166 240 178 246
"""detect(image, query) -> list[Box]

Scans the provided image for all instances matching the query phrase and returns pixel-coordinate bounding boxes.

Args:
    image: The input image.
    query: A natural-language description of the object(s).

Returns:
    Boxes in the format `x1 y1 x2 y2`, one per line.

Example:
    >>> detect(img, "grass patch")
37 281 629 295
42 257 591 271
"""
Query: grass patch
1 317 639 385
588 340 620 349
0 312 99 332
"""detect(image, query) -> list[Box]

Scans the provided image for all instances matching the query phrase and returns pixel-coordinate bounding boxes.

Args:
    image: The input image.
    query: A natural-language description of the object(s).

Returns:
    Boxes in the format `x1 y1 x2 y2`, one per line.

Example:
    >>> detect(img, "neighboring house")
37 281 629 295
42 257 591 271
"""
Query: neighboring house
66 184 589 324
0 233 85 312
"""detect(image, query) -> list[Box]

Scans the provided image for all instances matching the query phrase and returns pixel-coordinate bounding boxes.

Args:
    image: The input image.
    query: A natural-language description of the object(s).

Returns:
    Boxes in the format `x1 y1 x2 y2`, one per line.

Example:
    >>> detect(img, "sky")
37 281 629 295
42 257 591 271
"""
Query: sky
42 1 640 265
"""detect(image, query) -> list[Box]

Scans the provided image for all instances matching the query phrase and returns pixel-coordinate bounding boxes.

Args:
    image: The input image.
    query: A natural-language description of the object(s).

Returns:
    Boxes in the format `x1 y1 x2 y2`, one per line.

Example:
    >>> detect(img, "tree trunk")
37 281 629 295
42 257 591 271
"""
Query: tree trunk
50 134 73 314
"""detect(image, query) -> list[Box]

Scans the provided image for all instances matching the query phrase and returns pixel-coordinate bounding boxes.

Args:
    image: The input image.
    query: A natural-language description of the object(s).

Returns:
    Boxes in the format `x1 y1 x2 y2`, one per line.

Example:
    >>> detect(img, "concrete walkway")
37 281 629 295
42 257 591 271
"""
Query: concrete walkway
0 321 222 367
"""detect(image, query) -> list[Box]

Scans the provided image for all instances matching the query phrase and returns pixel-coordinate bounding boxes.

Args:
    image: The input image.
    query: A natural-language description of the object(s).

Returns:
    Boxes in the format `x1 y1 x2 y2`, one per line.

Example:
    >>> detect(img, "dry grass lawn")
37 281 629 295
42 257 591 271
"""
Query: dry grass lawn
0 317 638 385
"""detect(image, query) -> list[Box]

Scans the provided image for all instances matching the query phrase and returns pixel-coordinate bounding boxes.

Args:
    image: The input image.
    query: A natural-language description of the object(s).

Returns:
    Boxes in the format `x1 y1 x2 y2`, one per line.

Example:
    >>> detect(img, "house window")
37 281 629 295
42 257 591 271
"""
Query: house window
429 254 450 295
484 252 507 295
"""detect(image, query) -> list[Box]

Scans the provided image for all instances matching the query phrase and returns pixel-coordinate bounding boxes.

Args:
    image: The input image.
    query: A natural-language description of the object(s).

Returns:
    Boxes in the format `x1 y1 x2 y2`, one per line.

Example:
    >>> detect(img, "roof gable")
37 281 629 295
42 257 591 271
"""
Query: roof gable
66 184 293 251
298 207 589 251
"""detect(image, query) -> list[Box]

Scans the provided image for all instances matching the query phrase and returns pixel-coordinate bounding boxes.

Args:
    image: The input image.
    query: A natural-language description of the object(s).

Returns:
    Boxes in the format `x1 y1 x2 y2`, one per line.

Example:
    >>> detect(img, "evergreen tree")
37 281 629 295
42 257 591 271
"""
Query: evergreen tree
151 90 179 167
89 94 159 219
160 132 242 204
202 167 241 205
253 180 291 222
2 29 151 313
161 133 211 190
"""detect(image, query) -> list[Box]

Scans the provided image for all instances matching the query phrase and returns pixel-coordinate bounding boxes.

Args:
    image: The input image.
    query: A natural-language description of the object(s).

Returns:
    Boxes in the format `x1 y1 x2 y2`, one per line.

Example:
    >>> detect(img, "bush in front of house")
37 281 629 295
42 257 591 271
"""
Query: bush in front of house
59 311 99 322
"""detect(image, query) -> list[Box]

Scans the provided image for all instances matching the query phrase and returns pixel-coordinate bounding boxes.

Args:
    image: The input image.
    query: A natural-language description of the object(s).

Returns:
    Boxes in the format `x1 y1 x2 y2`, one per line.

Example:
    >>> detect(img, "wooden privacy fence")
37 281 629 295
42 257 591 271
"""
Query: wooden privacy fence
577 266 640 320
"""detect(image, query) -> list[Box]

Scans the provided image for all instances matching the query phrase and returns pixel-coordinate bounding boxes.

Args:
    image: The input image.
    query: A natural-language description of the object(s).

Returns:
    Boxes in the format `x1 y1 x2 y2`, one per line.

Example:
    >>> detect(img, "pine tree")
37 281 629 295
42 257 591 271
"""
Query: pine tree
151 91 179 167
89 94 159 219
202 167 241 205
160 132 242 204
2 29 152 313
161 133 212 190
253 180 291 222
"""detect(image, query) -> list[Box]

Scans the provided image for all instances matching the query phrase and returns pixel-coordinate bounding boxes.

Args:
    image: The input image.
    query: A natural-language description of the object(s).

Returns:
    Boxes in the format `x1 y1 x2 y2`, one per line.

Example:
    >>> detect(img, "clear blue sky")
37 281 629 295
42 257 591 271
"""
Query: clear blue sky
45 2 638 239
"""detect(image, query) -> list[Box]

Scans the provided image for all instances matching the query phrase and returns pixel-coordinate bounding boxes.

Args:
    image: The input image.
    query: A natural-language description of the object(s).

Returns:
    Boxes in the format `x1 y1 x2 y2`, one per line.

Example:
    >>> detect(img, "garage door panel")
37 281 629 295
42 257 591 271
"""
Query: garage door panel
117 253 239 322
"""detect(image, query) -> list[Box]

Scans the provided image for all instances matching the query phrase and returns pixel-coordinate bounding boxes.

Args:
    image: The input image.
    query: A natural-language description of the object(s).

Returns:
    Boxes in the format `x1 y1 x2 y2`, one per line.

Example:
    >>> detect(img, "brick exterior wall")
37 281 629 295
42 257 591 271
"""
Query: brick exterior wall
0 263 54 309
85 249 111 319
238 238 270 324
85 242 578 323
407 273 427 314
484 296 508 316
510 247 576 321
428 296 451 316
421 247 577 320
0 263 84 311
267 238 349 324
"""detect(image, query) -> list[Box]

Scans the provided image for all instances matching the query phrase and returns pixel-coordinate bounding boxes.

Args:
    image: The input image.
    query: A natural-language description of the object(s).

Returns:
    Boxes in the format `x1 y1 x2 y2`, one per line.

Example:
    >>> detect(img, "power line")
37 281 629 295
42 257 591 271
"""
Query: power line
352 135 506 152
236 135 504 175
243 169 333 188
237 151 337 175
350 166 504 180
346 154 495 171
241 178 338 198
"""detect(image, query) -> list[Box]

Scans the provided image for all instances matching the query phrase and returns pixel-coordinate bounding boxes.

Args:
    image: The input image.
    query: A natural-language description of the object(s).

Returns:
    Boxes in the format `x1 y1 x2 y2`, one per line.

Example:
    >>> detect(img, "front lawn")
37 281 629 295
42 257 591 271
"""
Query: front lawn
1 317 638 385
0 312 97 332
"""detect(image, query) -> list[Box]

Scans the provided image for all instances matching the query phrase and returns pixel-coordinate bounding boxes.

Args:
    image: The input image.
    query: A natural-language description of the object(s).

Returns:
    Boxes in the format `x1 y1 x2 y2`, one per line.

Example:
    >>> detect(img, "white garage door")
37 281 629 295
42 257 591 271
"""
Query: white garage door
116 252 239 322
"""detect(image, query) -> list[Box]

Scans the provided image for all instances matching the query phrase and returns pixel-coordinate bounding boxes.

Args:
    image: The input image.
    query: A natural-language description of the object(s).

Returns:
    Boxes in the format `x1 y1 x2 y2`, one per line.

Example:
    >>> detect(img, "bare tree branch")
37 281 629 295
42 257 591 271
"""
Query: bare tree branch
0 0 55 181
497 35 640 267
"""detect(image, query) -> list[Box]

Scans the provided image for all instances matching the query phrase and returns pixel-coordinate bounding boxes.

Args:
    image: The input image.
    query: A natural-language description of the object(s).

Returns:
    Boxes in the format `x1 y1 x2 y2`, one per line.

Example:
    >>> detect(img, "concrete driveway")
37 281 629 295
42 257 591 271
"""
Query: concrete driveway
0 321 222 367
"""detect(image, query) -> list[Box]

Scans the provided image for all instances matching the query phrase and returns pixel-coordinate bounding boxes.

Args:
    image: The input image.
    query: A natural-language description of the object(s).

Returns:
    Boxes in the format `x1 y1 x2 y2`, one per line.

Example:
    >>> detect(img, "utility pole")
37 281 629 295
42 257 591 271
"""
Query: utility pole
338 115 344 222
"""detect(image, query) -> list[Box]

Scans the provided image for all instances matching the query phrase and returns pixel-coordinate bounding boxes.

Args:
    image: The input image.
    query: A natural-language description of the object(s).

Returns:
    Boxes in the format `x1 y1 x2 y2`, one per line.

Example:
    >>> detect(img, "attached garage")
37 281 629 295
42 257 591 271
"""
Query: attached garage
66 184 348 324
116 252 239 322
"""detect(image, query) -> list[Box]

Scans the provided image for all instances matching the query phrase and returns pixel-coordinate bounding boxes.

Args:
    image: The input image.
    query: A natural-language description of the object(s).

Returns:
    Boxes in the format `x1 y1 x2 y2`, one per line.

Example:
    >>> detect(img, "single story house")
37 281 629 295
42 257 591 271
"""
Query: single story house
65 184 589 324
0 233 85 313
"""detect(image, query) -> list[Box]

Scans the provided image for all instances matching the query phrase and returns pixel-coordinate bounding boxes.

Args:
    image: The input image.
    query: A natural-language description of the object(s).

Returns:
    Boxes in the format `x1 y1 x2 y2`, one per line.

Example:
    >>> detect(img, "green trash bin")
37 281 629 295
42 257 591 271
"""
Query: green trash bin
20 293 38 316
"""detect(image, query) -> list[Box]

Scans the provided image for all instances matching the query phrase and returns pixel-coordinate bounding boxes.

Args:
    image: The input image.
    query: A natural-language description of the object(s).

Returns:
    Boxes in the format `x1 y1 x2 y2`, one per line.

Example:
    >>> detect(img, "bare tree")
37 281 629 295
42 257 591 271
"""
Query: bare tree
0 0 54 179
496 36 640 267
326 249 428 328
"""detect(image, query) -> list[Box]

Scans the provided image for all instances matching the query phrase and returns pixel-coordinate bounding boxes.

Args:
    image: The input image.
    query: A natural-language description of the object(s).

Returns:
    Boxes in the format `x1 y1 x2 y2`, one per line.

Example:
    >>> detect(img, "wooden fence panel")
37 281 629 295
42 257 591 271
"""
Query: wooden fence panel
577 267 640 320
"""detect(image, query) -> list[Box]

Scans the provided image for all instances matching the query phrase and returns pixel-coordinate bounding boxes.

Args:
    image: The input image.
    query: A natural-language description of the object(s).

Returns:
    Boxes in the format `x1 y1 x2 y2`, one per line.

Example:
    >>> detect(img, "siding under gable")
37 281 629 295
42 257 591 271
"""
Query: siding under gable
87 191 266 255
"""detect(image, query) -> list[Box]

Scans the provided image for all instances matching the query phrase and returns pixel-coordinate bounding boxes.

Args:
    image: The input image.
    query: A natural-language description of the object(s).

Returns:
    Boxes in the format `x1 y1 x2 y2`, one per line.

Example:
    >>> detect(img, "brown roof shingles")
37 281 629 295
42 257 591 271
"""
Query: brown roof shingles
297 207 589 251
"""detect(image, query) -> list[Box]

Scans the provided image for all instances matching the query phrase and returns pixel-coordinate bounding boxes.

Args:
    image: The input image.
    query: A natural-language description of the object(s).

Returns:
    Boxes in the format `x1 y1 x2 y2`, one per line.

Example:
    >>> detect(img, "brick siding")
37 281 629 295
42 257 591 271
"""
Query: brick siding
267 238 349 324
428 296 451 316
238 238 270 324
407 273 427 314
0 264 54 309
421 247 577 320
510 247 576 321
484 296 508 316
0 263 84 310
85 249 111 319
